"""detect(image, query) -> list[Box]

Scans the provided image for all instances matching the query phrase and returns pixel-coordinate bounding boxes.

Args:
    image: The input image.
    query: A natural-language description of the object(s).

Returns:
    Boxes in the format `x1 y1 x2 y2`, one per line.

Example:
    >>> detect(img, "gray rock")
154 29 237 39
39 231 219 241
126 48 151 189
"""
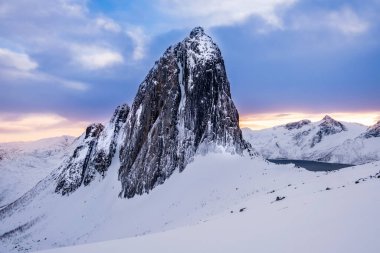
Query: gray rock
118 27 252 198
55 104 130 195
54 27 252 198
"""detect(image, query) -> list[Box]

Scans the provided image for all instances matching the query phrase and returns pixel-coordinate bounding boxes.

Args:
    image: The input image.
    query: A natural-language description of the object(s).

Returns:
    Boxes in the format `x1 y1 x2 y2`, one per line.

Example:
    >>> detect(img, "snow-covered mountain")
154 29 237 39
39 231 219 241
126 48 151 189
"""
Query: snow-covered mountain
0 28 379 253
0 136 75 207
0 27 252 252
243 116 380 164
54 26 252 199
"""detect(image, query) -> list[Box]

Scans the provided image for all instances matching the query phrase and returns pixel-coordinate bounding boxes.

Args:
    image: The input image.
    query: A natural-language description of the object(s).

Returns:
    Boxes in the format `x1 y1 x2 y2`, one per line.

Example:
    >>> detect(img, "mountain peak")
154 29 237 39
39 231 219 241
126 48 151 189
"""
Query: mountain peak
189 26 205 38
53 27 251 199
322 115 334 122
312 115 346 147
117 27 251 198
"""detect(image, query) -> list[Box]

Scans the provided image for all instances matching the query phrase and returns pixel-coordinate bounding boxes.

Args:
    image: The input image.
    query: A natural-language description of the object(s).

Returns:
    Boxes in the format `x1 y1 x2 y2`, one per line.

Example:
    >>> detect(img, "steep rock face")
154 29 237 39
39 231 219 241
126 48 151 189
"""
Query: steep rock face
55 104 130 195
311 115 347 147
118 27 251 198
285 120 311 130
364 121 380 138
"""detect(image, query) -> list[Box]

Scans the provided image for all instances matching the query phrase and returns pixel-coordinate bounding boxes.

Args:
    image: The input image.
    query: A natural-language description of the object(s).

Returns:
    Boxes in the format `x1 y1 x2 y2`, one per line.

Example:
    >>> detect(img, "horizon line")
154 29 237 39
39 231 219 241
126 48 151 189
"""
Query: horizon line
1 111 379 143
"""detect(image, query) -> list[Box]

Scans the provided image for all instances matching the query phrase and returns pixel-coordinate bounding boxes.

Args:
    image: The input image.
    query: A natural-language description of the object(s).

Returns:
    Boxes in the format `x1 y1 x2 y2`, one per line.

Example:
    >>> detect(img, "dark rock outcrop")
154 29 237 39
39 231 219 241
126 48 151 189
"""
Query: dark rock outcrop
118 27 251 198
311 115 347 147
364 121 380 138
285 120 311 130
55 104 130 195
54 27 251 198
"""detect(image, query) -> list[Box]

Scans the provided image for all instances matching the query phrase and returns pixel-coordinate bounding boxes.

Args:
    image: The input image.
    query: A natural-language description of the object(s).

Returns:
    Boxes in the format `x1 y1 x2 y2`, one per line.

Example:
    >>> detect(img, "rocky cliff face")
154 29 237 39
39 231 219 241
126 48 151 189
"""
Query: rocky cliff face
55 104 129 195
54 27 251 198
118 27 251 198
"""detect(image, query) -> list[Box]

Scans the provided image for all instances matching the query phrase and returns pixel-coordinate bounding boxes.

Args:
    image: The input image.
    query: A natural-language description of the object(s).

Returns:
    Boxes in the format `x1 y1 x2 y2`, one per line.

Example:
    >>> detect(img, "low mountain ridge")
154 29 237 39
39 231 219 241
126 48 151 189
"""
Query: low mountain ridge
243 116 380 164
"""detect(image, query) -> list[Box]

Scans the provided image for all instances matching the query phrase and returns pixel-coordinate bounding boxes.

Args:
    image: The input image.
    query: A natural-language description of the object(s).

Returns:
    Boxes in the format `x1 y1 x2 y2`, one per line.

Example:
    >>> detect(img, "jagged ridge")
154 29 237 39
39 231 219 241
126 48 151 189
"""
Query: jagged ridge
55 104 129 195
54 27 251 198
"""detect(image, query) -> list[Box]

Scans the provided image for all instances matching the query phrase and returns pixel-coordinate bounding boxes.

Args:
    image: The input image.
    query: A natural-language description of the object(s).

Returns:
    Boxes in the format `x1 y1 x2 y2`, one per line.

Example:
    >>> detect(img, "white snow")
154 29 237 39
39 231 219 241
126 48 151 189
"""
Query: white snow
185 33 218 63
134 105 142 128
243 120 380 164
0 136 75 206
37 173 380 253
1 149 380 253
176 59 186 139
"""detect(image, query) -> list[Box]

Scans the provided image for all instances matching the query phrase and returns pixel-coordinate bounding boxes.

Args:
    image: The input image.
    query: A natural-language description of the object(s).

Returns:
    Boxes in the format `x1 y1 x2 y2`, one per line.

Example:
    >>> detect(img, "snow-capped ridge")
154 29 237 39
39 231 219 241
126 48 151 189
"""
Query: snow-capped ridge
364 120 380 138
284 119 311 130
243 117 380 165
55 104 130 195
49 27 250 199
311 115 347 147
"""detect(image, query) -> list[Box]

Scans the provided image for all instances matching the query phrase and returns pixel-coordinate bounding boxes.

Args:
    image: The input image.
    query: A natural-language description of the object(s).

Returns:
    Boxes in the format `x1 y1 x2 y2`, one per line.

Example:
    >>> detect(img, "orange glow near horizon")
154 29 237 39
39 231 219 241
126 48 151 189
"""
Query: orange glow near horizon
240 112 380 130
0 113 90 143
1 111 380 143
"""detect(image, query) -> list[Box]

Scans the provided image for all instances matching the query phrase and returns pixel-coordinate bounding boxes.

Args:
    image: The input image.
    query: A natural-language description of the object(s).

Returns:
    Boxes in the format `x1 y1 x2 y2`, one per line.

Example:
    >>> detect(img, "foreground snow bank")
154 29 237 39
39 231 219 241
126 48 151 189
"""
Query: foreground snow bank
38 176 380 253
23 153 380 253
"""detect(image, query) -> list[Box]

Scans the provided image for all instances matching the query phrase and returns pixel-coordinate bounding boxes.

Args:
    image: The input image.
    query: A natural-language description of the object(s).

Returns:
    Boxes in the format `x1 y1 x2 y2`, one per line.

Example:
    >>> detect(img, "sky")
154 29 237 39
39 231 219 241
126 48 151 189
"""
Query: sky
0 0 380 142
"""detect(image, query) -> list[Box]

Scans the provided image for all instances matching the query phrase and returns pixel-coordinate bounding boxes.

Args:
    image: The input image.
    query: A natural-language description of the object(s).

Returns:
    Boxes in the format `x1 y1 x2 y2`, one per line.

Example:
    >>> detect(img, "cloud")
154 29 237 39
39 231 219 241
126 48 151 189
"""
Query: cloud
327 7 369 35
126 27 149 61
95 17 122 33
0 48 38 71
0 67 89 91
157 0 297 29
0 112 89 142
70 45 124 70
290 6 370 36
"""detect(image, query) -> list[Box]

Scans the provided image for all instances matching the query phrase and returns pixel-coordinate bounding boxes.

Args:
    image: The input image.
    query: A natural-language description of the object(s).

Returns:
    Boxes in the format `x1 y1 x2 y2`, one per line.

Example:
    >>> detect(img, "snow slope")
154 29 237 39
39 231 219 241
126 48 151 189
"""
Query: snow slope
1 150 379 253
0 136 76 207
37 165 380 253
242 117 380 164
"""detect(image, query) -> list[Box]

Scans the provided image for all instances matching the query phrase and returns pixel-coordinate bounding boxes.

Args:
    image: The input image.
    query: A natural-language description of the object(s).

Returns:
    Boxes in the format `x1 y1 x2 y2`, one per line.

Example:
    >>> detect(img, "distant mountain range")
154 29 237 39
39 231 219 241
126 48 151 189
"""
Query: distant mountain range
243 116 380 165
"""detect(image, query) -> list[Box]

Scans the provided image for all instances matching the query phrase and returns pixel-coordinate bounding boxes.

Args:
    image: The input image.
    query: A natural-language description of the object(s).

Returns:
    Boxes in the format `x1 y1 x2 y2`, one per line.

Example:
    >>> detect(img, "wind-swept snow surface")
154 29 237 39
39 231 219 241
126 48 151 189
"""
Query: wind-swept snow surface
2 152 380 253
37 175 380 253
